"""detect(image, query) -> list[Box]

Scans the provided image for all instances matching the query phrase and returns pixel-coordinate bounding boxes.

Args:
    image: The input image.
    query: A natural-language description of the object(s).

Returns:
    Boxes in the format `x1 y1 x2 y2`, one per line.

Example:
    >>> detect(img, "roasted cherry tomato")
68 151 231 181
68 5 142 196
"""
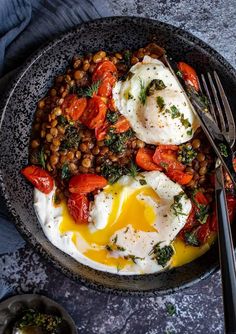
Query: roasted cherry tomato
67 193 89 224
113 116 130 133
166 169 193 185
178 62 199 91
107 98 116 112
92 60 117 83
97 76 113 97
61 94 87 121
80 96 107 129
194 191 209 205
196 218 211 244
97 74 117 97
95 121 109 141
21 165 54 194
181 207 197 232
93 60 117 98
136 148 162 171
178 205 199 241
153 145 184 171
69 174 108 194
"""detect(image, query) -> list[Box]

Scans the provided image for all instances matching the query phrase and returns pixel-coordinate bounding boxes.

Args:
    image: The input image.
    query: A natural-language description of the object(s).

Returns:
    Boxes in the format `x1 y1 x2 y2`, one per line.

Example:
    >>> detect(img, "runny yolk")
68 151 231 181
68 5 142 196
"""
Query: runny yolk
59 184 158 268
59 184 216 270
171 233 216 267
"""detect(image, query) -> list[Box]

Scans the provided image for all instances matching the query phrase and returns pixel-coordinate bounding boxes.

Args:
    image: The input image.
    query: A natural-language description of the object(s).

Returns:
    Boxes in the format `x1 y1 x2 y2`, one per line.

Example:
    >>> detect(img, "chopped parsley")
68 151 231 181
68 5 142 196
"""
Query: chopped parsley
170 105 180 118
187 129 193 136
138 78 167 105
150 242 174 267
156 96 165 111
196 207 209 225
127 160 139 179
61 164 70 179
138 78 147 105
139 179 147 185
180 114 191 128
123 50 132 66
16 309 62 333
39 148 46 169
165 105 191 129
30 148 45 169
166 303 176 316
178 144 197 164
106 110 119 124
105 128 134 153
125 254 143 264
171 192 188 216
101 163 126 184
146 79 166 96
101 160 138 184
219 143 228 157
60 125 81 150
192 191 209 225
184 230 200 246
176 70 183 79
57 115 68 126
195 203 209 225
77 80 101 97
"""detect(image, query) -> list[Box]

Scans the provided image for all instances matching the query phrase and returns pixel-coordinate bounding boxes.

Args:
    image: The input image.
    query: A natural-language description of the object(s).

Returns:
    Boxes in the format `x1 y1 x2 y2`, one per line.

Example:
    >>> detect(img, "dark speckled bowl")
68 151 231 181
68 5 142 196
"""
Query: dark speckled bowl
0 17 236 295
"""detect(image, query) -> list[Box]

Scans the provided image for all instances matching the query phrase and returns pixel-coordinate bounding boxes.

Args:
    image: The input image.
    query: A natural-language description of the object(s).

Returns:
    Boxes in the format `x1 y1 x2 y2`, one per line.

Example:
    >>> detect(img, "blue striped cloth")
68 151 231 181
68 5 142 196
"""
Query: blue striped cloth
0 0 110 76
0 0 111 254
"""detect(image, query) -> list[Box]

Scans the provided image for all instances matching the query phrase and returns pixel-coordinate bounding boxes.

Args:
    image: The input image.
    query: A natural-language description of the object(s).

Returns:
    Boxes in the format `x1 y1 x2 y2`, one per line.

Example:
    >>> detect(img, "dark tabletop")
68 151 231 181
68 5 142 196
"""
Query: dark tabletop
0 1 235 333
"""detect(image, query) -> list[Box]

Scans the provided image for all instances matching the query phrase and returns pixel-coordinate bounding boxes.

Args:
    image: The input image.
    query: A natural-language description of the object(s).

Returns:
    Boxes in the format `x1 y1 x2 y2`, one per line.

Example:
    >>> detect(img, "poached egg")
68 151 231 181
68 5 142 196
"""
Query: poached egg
34 171 194 274
113 56 199 145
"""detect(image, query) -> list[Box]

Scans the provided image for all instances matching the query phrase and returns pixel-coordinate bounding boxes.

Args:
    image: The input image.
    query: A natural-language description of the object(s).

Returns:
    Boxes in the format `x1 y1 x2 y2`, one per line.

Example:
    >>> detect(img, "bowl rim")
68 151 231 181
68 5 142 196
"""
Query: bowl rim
1 15 235 296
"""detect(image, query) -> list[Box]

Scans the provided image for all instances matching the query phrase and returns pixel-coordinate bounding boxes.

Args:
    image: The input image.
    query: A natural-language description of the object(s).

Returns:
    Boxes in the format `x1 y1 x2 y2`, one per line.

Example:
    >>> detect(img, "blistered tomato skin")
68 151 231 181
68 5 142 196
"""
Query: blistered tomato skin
136 148 161 171
21 165 54 194
178 62 199 91
80 96 107 129
67 193 89 224
69 174 108 194
61 94 87 121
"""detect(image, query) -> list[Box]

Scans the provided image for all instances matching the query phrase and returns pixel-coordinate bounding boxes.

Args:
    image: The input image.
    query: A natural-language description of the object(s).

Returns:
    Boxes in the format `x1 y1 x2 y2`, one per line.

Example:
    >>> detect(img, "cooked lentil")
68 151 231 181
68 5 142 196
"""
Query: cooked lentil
29 43 216 202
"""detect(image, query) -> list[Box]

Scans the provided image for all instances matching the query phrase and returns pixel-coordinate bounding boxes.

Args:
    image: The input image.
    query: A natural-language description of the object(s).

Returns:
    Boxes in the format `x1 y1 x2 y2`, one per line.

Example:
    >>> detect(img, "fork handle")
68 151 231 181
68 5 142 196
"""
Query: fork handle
216 168 236 333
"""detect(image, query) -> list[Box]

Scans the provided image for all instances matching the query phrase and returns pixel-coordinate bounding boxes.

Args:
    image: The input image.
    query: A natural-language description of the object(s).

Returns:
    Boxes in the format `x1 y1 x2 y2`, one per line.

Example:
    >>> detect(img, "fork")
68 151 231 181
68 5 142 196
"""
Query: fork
200 72 236 333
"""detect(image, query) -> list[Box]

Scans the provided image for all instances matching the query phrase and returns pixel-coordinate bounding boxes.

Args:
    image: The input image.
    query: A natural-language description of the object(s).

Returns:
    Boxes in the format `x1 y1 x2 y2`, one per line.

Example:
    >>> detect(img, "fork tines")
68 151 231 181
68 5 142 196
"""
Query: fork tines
199 72 235 146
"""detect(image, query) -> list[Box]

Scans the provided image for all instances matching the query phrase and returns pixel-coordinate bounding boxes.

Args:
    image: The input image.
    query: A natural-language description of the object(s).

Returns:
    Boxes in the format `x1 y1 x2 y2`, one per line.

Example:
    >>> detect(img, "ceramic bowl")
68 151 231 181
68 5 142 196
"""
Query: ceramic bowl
0 294 77 333
0 17 236 295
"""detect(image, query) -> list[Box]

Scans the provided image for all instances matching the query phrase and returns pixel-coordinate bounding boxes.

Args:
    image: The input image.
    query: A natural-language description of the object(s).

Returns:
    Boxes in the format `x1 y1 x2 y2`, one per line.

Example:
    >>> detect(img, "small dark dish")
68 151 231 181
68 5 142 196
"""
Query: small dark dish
0 17 236 295
0 294 77 333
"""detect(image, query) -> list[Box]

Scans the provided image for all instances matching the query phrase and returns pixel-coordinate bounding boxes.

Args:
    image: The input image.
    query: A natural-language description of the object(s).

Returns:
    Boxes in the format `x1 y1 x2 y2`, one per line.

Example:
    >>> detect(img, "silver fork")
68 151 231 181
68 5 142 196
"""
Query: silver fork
200 72 236 333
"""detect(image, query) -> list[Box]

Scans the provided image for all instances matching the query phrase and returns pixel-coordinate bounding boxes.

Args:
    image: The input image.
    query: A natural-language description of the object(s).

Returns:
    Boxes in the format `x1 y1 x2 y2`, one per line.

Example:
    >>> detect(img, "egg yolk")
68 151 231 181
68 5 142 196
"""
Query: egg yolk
171 233 216 267
59 183 216 270
59 185 158 268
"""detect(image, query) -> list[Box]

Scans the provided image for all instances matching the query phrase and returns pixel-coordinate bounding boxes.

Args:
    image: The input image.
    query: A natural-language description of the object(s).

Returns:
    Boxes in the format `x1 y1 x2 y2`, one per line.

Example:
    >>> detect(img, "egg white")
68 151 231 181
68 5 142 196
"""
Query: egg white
113 56 199 145
34 171 192 275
